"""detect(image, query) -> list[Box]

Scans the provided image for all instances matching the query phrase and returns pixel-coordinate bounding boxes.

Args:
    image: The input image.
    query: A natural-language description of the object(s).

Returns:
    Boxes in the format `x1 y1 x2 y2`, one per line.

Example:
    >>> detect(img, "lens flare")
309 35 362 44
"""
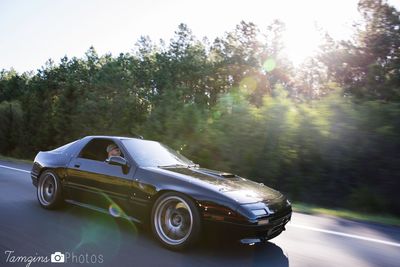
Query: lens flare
109 203 122 217
239 76 257 94
263 58 276 72
72 203 123 257
71 192 139 263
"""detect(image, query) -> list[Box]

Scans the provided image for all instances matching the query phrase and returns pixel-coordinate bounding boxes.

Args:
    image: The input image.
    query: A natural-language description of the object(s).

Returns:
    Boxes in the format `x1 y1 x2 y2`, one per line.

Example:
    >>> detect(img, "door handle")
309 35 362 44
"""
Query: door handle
74 163 81 168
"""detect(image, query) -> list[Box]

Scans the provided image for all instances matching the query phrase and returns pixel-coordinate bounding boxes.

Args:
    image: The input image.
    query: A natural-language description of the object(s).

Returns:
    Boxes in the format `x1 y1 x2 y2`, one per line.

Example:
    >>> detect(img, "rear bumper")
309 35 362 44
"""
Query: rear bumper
31 162 41 187
31 173 38 187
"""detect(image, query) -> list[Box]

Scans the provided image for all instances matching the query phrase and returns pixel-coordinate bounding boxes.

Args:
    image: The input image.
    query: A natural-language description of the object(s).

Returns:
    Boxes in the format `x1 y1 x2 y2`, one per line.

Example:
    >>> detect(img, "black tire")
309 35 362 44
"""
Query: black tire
37 170 64 209
151 192 201 250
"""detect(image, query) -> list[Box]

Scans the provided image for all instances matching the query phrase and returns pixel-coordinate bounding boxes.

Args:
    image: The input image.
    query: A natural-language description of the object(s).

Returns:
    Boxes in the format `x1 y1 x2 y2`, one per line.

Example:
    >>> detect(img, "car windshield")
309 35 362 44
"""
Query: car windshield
122 139 194 167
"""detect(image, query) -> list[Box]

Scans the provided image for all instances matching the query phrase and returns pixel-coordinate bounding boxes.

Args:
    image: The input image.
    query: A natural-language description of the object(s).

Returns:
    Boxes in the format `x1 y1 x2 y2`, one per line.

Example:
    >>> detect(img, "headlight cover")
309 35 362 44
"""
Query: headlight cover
251 209 267 216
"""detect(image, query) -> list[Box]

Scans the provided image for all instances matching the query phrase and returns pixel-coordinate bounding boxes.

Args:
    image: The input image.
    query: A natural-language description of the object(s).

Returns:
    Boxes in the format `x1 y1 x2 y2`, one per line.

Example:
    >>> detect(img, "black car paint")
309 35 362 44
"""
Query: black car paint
31 136 292 240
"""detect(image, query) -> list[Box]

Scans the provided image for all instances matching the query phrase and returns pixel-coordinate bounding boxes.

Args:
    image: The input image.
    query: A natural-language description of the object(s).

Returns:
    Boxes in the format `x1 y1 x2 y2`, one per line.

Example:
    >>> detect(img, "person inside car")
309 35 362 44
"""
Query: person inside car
106 144 122 159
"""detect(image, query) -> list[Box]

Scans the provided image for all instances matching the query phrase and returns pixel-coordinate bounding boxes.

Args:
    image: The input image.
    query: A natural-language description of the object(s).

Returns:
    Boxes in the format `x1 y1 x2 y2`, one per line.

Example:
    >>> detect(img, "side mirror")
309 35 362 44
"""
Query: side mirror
106 156 129 174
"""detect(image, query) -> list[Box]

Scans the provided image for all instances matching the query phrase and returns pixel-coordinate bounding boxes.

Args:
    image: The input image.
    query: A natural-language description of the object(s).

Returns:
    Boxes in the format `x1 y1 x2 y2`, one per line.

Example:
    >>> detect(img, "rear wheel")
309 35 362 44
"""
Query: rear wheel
37 170 63 209
151 192 201 250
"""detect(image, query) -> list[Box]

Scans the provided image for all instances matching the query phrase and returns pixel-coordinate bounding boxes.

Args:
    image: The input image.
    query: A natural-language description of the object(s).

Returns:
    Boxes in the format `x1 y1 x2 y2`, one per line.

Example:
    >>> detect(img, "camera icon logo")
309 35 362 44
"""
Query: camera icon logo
51 252 65 263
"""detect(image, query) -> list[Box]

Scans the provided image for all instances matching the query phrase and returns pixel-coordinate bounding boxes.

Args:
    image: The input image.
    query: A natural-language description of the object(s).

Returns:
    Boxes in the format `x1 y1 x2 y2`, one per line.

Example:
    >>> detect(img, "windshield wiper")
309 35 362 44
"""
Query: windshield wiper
158 164 188 168
189 163 200 168
158 163 199 168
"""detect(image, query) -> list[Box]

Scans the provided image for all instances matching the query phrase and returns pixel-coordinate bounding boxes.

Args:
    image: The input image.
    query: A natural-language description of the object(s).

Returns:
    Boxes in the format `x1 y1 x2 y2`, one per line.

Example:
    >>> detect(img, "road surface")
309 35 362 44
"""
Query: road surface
0 160 399 267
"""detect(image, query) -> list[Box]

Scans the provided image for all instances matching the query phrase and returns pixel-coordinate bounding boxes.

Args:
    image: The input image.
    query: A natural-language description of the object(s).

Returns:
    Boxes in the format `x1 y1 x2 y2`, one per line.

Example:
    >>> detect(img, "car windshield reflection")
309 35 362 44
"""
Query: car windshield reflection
122 139 195 167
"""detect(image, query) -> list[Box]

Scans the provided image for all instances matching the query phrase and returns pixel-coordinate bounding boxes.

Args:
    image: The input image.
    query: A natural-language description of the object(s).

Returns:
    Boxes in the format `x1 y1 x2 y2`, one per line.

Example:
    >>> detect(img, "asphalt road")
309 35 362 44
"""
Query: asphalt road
0 160 399 267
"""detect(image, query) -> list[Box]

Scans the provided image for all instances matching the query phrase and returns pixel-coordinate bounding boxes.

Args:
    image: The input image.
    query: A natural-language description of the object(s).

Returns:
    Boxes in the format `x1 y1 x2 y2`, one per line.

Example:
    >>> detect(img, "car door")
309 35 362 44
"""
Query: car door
66 138 137 218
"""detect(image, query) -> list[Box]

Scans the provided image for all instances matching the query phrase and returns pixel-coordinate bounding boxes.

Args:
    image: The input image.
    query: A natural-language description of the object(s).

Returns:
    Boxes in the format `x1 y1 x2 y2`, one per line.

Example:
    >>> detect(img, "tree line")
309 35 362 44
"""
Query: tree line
1 0 399 215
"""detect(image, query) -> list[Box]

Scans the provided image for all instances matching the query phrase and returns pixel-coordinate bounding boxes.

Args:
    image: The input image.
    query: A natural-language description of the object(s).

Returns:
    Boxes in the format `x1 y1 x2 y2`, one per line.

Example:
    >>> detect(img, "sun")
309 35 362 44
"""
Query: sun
254 0 357 66
282 22 323 66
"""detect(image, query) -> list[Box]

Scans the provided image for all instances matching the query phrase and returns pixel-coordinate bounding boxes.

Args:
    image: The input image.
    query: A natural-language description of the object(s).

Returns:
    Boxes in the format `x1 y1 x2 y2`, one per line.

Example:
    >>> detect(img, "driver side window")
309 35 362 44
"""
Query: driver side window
78 139 124 161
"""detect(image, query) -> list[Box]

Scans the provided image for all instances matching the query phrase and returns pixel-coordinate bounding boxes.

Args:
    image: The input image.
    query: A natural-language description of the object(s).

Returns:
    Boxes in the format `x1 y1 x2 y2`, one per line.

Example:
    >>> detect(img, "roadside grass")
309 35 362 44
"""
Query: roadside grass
293 202 400 227
0 154 32 164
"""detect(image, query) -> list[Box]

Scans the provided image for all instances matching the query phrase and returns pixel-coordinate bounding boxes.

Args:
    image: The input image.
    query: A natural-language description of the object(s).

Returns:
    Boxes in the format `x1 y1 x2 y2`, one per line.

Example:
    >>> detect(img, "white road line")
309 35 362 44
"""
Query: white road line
1 163 399 248
0 164 30 174
289 223 400 247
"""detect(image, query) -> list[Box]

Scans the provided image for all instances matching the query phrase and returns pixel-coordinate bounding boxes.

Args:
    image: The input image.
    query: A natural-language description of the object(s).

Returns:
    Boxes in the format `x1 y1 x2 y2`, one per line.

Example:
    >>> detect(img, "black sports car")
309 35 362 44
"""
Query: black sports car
31 136 292 250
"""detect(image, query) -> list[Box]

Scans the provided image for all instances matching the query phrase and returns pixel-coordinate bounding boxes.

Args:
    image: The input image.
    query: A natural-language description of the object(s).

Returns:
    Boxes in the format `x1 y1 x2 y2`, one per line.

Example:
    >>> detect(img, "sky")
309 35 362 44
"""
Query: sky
1 0 399 72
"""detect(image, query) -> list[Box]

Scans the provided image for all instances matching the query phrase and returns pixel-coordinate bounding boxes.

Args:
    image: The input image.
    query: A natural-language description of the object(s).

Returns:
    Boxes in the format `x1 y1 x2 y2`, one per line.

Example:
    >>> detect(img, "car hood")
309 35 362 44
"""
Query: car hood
158 167 283 204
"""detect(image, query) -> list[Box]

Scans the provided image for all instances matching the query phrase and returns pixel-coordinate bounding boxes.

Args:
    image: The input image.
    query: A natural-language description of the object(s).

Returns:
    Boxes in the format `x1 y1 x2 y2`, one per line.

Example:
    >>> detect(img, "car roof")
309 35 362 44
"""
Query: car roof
82 135 144 141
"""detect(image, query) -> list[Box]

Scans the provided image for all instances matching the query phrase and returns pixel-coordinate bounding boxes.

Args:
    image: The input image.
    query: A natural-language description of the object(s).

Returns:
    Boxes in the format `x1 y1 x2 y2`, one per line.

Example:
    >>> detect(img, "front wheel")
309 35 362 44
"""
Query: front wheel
37 170 64 209
151 192 201 250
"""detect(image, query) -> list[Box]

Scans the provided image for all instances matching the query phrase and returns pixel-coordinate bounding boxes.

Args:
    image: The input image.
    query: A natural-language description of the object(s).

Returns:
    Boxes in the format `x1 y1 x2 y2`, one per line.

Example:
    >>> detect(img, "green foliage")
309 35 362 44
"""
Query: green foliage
0 3 400 216
0 101 23 156
320 0 400 101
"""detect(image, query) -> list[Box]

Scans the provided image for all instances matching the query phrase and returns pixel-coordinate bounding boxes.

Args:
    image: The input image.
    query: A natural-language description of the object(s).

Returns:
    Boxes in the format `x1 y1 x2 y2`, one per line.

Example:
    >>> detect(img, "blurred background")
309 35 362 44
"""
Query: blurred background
0 0 399 217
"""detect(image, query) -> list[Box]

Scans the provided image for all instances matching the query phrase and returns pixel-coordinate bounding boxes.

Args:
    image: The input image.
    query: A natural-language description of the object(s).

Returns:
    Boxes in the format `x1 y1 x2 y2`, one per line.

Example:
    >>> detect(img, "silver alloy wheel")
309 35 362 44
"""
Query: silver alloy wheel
38 172 57 206
154 196 193 246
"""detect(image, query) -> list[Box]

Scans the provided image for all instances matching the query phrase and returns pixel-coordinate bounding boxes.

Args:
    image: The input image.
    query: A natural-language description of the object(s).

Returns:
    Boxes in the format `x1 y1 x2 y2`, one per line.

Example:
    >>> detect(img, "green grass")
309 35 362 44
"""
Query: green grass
0 154 33 164
293 202 400 227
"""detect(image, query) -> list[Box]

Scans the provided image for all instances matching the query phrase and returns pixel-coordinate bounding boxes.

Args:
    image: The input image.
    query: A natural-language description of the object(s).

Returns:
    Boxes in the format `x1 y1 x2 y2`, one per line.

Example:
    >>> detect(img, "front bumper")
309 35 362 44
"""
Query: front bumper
203 208 292 241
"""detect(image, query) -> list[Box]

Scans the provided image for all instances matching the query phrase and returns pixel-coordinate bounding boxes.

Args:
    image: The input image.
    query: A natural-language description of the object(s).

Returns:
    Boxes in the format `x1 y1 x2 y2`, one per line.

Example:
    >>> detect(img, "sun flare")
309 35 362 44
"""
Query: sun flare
253 0 360 66
281 22 323 65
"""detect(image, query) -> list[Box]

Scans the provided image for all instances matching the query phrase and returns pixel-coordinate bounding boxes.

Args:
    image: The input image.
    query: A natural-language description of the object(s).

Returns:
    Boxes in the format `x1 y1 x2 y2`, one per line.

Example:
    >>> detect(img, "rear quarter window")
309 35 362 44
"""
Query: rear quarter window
51 141 78 153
